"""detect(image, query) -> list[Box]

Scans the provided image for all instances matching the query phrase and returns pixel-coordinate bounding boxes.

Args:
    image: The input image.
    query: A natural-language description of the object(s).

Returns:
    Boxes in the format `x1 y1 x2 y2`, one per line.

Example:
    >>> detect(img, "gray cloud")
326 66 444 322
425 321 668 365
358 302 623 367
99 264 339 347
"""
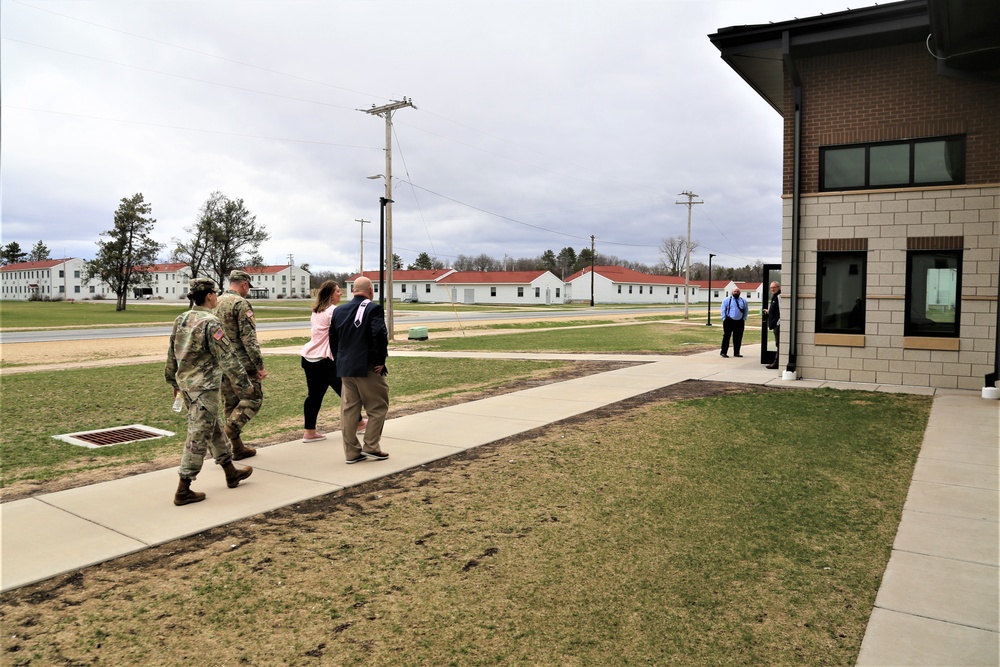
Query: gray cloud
1 0 852 273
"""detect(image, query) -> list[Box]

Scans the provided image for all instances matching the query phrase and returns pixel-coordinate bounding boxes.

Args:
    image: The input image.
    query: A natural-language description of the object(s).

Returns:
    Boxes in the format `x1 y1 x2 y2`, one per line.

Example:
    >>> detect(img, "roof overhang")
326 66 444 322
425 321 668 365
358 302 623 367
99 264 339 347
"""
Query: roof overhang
708 0 999 114
927 0 1000 78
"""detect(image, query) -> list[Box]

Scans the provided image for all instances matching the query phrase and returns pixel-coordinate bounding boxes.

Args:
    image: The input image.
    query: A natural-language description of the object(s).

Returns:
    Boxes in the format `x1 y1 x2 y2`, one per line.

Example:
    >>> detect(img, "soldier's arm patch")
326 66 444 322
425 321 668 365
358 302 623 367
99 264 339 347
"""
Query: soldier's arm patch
246 308 255 321
213 328 225 341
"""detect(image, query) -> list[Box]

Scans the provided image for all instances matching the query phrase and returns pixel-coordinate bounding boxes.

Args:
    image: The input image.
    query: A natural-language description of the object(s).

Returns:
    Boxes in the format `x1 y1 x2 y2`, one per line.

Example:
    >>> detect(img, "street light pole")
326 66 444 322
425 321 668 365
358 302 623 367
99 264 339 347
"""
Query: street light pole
590 235 595 307
355 218 371 274
707 253 716 326
675 190 703 320
378 197 392 310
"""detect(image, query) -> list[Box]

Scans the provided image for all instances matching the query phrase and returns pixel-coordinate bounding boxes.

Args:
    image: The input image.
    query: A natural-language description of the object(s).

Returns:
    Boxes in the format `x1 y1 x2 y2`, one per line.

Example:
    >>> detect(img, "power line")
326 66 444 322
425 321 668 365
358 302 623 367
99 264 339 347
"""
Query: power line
2 105 381 149
398 179 661 249
2 37 360 111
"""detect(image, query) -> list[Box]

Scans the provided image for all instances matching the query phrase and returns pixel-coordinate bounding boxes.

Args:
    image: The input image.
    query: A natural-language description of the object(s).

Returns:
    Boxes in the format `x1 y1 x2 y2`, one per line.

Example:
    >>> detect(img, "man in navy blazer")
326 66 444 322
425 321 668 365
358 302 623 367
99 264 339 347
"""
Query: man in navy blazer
329 276 390 464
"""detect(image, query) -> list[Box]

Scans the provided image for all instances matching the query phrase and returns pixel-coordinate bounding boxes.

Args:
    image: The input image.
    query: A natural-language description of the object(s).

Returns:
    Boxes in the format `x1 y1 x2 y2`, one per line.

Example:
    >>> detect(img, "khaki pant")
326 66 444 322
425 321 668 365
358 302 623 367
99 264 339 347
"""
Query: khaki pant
178 389 233 479
340 370 389 460
222 376 263 434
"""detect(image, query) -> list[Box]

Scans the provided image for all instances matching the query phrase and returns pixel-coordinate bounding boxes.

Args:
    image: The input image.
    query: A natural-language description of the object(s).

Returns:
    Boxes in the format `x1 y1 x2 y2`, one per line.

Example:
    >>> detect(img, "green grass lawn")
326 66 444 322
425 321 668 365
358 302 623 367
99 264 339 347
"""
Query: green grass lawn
398 320 763 353
0 386 932 665
0 299 686 329
0 356 566 487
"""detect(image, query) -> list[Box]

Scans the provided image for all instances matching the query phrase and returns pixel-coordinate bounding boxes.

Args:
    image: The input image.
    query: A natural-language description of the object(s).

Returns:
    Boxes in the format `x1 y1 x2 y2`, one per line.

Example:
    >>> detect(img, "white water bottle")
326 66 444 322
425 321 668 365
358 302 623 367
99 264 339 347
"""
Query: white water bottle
172 393 184 412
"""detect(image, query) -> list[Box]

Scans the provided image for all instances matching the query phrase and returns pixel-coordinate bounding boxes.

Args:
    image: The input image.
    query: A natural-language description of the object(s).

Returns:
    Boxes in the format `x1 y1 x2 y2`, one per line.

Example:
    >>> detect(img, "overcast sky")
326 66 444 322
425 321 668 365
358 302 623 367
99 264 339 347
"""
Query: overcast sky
1 0 863 274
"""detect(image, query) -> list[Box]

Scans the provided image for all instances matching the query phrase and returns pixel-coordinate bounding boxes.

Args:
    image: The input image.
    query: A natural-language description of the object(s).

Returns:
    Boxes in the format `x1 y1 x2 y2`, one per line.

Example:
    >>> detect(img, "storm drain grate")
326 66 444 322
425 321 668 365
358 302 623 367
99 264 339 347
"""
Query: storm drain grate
53 424 175 449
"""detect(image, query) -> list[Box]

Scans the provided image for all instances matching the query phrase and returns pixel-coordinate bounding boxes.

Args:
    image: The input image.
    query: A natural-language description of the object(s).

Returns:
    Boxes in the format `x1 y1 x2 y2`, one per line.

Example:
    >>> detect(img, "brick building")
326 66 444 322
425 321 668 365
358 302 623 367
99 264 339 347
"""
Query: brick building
711 0 999 391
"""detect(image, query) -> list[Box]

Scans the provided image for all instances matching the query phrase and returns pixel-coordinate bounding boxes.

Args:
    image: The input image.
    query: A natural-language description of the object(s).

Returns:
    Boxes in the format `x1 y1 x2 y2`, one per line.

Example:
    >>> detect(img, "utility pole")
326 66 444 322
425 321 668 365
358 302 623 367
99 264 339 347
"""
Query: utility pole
363 98 416 341
355 218 371 273
675 190 703 320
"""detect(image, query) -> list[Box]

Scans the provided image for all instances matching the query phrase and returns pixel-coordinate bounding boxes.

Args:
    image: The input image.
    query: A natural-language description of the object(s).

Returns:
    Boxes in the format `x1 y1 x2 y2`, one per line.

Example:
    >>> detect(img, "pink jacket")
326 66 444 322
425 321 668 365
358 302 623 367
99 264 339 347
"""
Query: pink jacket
300 305 335 360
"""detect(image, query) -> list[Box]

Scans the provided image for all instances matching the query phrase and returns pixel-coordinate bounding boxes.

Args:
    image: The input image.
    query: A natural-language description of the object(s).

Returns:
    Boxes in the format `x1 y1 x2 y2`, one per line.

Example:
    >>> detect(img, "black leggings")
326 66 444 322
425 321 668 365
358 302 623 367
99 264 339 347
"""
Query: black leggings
302 357 342 430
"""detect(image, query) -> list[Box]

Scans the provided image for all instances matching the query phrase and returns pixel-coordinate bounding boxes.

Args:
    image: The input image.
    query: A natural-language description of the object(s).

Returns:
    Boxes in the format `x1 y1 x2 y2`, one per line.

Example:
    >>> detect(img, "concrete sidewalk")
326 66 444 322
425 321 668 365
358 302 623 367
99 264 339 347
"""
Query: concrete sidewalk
1 348 997 665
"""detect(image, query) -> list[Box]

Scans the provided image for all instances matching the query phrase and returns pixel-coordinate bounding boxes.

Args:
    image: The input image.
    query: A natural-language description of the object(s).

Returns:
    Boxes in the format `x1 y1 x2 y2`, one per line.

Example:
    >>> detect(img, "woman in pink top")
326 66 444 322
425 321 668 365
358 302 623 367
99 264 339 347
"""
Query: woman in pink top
301 281 366 442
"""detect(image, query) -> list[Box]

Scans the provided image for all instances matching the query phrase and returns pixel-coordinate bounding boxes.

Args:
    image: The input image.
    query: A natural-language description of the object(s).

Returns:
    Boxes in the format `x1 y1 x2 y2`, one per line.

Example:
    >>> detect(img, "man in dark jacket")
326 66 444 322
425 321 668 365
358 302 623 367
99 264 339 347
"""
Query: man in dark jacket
329 276 390 463
763 282 781 369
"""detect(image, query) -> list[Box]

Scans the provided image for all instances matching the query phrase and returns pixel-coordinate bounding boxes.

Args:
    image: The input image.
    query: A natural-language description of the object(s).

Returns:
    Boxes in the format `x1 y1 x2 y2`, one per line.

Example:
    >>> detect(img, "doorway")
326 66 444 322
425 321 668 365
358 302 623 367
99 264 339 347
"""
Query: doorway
761 264 781 365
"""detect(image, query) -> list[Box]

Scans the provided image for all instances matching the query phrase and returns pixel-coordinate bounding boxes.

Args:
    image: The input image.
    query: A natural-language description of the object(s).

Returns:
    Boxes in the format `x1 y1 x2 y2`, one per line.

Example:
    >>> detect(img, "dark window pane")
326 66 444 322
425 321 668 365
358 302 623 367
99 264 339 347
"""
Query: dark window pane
914 139 963 183
824 147 866 189
816 252 866 333
906 251 961 336
869 144 910 186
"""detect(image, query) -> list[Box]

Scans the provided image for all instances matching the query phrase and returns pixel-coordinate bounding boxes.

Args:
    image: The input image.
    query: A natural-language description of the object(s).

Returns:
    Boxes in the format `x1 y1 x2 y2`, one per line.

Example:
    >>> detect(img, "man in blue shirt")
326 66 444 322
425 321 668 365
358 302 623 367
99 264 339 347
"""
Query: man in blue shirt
719 287 748 358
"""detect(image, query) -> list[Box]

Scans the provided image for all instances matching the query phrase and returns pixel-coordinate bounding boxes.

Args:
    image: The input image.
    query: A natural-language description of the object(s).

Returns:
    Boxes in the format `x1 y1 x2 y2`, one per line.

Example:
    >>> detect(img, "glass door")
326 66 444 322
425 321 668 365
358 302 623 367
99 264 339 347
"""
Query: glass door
761 264 781 365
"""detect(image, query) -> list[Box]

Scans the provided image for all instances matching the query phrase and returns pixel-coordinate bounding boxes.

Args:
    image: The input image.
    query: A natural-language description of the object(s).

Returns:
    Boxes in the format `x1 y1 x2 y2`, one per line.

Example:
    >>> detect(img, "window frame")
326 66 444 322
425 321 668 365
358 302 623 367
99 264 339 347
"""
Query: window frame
904 248 962 338
820 135 965 192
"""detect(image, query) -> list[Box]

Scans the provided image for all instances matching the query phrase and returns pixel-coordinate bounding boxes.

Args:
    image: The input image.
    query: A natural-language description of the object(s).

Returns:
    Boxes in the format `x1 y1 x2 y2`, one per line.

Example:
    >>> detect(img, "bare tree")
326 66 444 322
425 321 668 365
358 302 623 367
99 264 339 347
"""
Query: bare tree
660 235 699 276
472 253 499 271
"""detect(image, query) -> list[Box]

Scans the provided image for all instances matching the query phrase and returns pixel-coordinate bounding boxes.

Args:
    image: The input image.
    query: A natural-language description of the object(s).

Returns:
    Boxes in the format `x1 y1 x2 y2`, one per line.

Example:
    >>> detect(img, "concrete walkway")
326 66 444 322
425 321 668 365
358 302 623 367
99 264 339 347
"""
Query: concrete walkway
1 348 996 665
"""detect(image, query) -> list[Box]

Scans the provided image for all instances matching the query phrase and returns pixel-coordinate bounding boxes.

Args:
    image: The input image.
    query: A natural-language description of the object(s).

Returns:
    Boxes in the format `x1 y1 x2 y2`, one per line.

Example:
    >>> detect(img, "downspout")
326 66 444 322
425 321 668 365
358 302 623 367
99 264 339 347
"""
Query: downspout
783 31 801 373
987 246 999 390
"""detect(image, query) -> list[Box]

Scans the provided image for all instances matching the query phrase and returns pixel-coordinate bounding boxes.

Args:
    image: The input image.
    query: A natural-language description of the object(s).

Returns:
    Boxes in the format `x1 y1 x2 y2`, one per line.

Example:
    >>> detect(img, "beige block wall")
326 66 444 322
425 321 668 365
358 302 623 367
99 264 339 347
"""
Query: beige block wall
783 186 999 390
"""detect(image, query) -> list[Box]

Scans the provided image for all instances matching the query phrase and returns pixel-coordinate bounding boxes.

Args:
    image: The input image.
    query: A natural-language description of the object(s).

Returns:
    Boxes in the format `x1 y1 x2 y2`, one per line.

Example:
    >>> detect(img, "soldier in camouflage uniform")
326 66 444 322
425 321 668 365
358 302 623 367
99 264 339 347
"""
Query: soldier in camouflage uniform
165 278 256 506
214 269 268 459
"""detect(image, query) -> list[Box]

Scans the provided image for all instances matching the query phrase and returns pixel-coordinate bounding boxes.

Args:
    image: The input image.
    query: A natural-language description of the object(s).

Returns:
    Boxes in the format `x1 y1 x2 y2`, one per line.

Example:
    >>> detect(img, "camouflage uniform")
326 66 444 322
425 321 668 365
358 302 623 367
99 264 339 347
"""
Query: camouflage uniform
165 306 256 480
215 285 264 436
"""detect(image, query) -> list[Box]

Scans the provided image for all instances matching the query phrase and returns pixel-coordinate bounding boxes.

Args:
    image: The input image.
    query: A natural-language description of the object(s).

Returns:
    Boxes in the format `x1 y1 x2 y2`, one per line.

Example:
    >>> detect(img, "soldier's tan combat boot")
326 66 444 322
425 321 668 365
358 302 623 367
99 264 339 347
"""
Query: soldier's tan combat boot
223 462 253 488
225 423 256 460
174 477 206 506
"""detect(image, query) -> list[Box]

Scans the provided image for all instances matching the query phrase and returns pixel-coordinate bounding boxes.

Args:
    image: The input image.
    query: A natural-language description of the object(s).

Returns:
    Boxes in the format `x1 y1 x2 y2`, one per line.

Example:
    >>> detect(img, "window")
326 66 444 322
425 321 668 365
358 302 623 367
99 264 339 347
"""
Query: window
906 249 961 337
490 287 496 297
628 286 633 294
373 283 379 293
534 287 540 297
821 136 965 191
90 286 96 293
816 252 867 334
639 286 643 294
617 285 622 294
401 284 406 292
425 283 431 293
555 288 561 297
517 287 524 297
59 270 64 278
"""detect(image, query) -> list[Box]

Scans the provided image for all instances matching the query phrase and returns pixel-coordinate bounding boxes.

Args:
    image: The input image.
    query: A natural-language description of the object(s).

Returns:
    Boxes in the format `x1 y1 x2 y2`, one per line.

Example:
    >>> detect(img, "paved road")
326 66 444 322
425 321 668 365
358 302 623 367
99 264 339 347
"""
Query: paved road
0 306 683 344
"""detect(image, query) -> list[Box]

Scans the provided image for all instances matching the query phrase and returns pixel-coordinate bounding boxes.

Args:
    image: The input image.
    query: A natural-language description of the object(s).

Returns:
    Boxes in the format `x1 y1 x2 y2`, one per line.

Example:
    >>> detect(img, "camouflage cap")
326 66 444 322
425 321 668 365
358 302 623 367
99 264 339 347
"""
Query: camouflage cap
189 277 217 293
229 269 254 287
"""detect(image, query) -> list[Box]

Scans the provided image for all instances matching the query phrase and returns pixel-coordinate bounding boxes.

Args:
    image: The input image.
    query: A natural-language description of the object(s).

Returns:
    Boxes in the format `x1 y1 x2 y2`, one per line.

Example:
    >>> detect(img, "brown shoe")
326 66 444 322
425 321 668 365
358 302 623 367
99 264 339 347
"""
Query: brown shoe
174 477 206 506
362 450 389 461
223 462 253 488
226 423 257 460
